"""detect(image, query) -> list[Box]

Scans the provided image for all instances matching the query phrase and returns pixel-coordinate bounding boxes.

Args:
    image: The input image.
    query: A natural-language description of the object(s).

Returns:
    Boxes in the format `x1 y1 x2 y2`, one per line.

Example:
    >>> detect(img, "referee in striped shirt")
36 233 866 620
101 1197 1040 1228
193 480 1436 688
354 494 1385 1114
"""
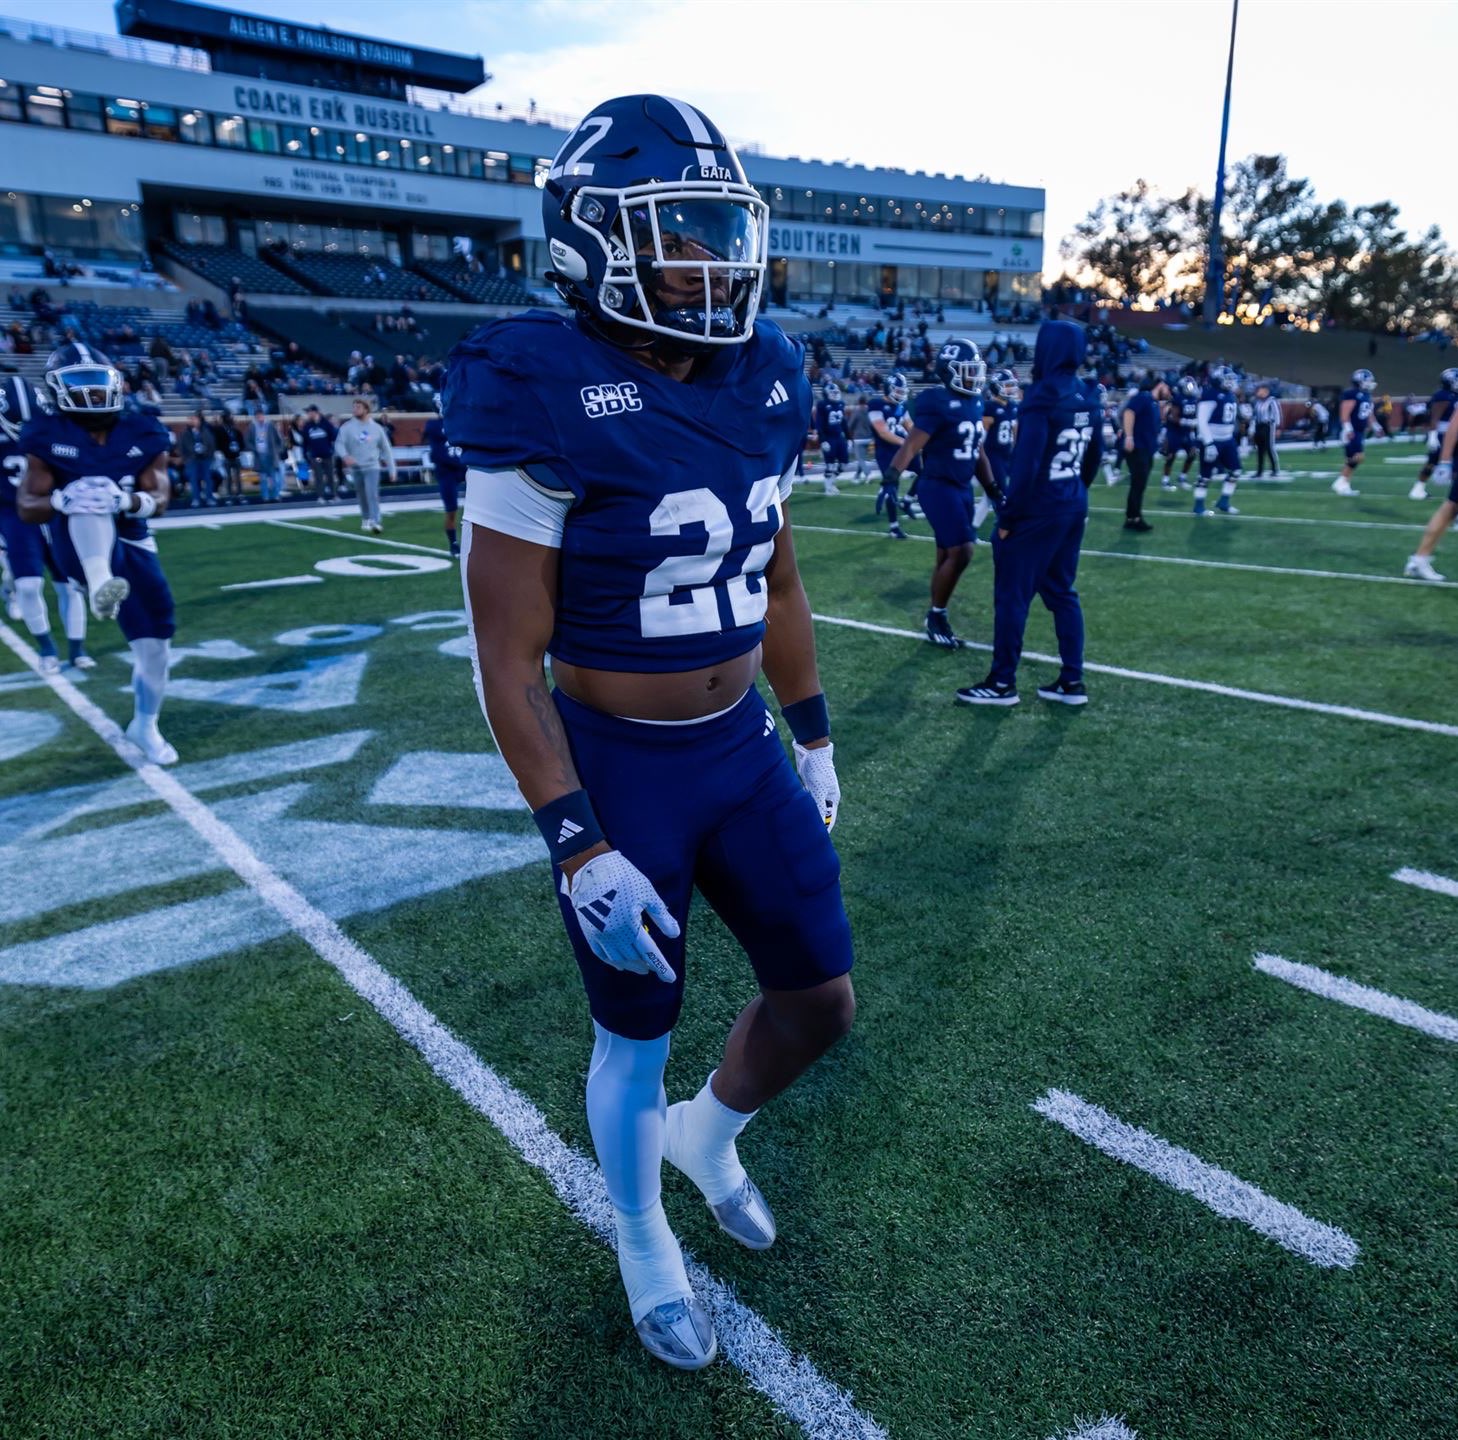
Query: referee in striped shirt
1253 385 1281 476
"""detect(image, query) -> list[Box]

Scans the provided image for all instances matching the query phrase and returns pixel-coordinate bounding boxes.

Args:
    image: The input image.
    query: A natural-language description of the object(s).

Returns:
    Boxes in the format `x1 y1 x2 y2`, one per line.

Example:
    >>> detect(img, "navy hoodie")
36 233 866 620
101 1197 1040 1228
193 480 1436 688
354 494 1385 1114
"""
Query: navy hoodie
999 320 1102 523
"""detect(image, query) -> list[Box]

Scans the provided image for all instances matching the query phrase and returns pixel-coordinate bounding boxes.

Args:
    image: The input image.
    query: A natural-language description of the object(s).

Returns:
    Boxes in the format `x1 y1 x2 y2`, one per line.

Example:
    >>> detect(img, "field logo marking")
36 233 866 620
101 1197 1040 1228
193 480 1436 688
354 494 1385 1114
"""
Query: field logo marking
0 709 61 761
0 619 887 1440
1391 867 1458 900
1050 1420 1139 1440
315 553 452 579
1254 953 1458 1044
1032 1088 1359 1269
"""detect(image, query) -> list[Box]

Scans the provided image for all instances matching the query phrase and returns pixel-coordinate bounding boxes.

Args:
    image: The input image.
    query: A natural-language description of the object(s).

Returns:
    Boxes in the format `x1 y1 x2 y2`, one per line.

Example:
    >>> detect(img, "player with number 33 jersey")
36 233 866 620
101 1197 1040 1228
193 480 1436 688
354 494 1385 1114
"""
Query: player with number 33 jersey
443 94 854 1373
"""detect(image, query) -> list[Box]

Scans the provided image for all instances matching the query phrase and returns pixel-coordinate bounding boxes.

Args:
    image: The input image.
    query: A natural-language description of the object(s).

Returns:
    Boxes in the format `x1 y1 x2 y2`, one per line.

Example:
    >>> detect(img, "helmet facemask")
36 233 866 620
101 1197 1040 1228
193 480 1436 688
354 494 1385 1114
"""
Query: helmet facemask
47 363 123 421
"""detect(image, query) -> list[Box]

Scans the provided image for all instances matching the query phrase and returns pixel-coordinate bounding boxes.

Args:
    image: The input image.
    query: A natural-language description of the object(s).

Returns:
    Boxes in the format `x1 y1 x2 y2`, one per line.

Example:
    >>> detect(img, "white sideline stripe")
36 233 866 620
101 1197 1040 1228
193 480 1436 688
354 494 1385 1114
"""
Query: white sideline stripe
267 517 453 558
155 498 441 530
220 575 325 591
1049 1419 1139 1440
1253 953 1458 1045
792 524 1452 590
1032 1088 1359 1270
810 612 1458 739
0 625 887 1440
1391 866 1458 900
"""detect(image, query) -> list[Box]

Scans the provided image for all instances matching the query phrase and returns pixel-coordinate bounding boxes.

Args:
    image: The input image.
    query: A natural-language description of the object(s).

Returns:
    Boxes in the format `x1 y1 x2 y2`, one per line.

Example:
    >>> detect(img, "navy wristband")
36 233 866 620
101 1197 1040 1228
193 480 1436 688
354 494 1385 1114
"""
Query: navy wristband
782 693 830 745
533 789 606 866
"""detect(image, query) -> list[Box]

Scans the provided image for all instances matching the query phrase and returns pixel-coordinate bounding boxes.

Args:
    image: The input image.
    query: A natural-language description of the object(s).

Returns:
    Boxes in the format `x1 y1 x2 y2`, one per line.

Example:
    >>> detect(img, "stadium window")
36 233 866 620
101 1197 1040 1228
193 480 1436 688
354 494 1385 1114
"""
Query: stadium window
104 98 144 138
143 104 179 142
483 150 506 181
214 114 247 150
23 86 65 127
247 119 281 155
65 92 104 132
0 80 21 123
177 107 209 144
309 126 335 160
281 124 309 155
1028 210 1044 237
508 154 535 185
373 142 401 169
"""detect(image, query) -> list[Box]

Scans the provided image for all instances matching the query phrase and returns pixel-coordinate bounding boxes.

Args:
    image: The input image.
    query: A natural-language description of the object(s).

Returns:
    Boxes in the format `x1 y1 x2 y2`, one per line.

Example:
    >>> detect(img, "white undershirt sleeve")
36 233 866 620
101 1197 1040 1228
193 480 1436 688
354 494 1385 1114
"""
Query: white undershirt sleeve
463 468 570 548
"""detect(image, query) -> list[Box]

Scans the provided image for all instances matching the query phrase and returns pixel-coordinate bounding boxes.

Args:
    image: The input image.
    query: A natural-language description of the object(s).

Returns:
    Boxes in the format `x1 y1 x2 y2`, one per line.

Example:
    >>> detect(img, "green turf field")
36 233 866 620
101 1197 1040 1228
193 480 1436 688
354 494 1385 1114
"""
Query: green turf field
2 440 1454 1440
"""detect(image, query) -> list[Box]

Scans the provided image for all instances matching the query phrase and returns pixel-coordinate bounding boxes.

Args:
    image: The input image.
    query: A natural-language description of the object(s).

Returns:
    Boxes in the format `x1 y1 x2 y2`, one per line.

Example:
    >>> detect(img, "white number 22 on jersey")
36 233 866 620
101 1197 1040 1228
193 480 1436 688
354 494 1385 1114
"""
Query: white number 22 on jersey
1049 426 1094 481
639 476 781 638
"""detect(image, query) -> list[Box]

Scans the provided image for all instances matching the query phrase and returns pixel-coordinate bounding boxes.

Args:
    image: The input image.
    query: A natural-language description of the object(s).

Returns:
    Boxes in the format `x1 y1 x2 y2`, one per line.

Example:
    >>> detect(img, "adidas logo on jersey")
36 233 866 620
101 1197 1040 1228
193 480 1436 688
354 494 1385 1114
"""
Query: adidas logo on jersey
763 711 776 736
581 382 642 420
556 817 584 845
765 381 789 408
127 446 144 458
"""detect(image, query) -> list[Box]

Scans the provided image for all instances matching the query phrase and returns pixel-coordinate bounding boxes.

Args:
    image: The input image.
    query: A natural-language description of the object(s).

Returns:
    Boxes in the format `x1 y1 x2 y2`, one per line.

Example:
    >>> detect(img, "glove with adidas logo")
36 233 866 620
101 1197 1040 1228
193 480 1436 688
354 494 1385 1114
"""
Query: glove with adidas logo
794 740 841 831
52 475 128 516
565 850 680 983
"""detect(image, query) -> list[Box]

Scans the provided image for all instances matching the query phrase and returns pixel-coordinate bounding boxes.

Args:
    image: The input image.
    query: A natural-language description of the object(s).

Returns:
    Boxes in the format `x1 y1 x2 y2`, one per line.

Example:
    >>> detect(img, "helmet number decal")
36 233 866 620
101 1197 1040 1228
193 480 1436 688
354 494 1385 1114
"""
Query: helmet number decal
549 115 613 181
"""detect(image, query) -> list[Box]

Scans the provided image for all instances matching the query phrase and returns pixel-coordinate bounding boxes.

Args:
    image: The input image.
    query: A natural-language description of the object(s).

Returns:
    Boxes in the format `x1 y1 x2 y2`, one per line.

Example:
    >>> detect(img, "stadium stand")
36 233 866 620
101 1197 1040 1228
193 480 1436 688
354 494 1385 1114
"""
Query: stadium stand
266 252 456 303
157 241 310 298
410 259 536 307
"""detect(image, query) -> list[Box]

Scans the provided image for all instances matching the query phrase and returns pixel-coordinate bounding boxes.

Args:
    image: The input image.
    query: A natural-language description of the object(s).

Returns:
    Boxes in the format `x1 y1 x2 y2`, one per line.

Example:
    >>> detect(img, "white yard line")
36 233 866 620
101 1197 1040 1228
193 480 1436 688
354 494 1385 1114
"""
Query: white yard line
220 575 325 591
0 621 887 1440
1253 954 1458 1044
1049 1420 1139 1440
1391 867 1458 900
791 524 1449 590
267 517 453 558
155 498 440 530
810 612 1458 739
1031 1089 1359 1270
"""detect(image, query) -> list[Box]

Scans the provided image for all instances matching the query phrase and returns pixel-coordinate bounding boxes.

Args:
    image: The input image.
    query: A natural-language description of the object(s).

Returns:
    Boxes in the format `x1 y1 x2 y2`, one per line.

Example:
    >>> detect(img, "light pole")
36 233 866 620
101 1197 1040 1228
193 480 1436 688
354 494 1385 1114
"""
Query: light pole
1203 0 1240 326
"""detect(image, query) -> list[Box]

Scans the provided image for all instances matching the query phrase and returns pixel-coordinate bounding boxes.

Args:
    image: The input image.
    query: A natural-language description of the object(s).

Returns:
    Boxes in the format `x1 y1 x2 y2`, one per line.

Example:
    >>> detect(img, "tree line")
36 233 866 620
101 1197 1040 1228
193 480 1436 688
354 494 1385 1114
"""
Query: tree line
1058 155 1456 336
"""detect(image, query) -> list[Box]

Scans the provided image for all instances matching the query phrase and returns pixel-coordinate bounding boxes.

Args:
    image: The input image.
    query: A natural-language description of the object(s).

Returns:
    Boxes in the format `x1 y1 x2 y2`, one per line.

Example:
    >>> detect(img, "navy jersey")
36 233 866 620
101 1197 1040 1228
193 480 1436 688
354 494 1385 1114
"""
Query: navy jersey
813 399 847 438
1428 385 1457 433
913 386 983 487
867 397 910 471
19 410 170 544
1176 396 1199 430
444 310 809 674
1342 387 1374 433
0 433 23 512
1199 385 1237 441
983 399 1018 463
425 416 466 480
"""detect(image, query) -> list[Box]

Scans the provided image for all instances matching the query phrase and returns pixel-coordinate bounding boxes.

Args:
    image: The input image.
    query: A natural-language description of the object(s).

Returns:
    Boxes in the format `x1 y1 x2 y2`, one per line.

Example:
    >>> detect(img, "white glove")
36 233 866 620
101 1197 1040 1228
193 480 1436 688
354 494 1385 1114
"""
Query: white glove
52 476 126 516
1203 444 1218 463
1434 462 1452 488
565 850 679 983
1341 423 1354 443
794 740 841 831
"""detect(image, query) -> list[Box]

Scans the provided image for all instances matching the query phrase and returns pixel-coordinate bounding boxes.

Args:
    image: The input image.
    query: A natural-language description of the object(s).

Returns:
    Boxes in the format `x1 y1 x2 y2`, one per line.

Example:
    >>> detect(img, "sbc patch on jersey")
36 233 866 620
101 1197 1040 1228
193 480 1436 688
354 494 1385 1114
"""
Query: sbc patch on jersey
580 382 642 419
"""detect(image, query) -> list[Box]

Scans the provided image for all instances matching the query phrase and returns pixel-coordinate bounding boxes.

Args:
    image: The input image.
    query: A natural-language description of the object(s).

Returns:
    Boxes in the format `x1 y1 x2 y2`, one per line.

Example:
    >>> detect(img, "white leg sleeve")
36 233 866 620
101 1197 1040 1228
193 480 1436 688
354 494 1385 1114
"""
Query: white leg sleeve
60 581 87 642
64 513 117 596
130 637 170 720
14 576 50 638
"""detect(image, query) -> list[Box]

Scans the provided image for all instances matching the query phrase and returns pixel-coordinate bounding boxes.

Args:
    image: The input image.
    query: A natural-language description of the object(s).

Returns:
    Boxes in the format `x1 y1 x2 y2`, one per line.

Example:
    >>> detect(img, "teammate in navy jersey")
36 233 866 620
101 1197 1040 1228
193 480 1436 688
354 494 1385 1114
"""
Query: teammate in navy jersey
812 381 848 494
1193 367 1241 516
424 411 467 556
444 94 853 1372
1334 367 1375 497
18 344 179 764
1410 367 1458 501
957 320 1100 707
981 367 1019 530
869 374 915 537
0 375 93 673
1406 394 1458 581
1160 376 1201 489
882 338 996 648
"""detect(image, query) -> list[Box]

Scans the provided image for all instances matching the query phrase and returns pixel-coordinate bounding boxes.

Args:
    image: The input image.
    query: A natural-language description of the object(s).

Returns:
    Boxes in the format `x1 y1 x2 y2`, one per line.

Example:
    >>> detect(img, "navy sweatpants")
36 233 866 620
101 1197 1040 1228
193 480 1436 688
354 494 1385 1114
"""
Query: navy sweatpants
989 503 1087 687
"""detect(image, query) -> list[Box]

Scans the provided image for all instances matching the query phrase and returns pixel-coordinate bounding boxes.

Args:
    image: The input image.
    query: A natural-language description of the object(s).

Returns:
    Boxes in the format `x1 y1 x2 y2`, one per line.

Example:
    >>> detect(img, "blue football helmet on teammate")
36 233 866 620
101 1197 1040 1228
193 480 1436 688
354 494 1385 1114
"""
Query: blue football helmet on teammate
1351 367 1376 392
934 338 986 396
541 94 768 349
1178 375 1200 401
45 342 124 419
986 367 1019 402
1440 367 1458 391
0 373 43 442
885 372 909 403
823 380 841 403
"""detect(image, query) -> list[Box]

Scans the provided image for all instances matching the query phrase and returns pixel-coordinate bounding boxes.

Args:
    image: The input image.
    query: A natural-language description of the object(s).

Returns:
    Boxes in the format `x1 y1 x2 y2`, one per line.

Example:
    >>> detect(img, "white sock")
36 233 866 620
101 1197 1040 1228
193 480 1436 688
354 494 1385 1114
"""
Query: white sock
665 1071 754 1206
66 513 118 596
14 576 49 638
613 1200 692 1323
130 637 170 725
1221 479 1238 498
61 581 87 642
1193 483 1208 501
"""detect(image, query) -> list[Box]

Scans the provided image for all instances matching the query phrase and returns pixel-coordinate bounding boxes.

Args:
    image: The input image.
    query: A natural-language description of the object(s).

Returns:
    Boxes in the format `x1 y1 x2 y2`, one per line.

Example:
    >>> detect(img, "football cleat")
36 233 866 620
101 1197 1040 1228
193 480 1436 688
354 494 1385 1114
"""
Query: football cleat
888 524 908 540
1404 555 1445 582
634 1296 718 1371
38 653 61 675
1214 499 1239 515
822 483 840 497
69 653 97 670
89 575 130 621
1331 478 1359 496
925 610 964 649
1192 499 1208 516
1160 478 1176 491
125 718 179 766
1037 678 1089 706
956 678 1019 706
1408 482 1429 501
707 1176 777 1251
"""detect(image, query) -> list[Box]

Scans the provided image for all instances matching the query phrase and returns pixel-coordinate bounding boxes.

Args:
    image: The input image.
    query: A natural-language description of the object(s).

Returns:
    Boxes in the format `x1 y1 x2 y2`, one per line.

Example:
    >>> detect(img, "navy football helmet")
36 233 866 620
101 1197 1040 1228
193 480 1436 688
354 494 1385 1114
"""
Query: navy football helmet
823 381 841 403
1178 376 1200 401
1351 367 1376 392
986 367 1019 403
0 374 43 443
541 94 768 349
935 338 986 396
885 372 909 403
1440 367 1458 391
45 341 123 419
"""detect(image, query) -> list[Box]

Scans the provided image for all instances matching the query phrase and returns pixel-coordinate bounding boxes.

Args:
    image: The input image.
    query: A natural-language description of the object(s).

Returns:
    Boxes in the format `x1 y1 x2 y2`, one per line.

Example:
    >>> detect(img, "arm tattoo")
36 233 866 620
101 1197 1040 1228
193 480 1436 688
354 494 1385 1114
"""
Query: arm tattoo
524 681 578 793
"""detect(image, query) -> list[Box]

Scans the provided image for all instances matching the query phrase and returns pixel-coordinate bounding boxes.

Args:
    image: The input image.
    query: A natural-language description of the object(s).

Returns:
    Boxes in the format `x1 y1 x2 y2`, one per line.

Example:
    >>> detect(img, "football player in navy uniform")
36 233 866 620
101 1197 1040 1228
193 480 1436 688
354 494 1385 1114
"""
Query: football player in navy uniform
869 373 914 538
444 95 853 1372
1193 366 1241 516
1410 367 1458 502
882 338 995 648
1334 367 1375 497
812 380 848 495
0 375 93 673
424 408 467 556
1160 376 1201 490
980 367 1019 530
957 320 1100 706
1406 399 1458 582
18 344 179 763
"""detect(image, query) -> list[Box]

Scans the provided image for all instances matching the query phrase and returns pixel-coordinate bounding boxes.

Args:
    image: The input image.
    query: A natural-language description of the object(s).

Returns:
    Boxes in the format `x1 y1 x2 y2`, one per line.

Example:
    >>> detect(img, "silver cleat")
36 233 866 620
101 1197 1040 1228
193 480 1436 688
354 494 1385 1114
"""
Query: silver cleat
89 576 130 621
634 1296 718 1370
708 1176 777 1251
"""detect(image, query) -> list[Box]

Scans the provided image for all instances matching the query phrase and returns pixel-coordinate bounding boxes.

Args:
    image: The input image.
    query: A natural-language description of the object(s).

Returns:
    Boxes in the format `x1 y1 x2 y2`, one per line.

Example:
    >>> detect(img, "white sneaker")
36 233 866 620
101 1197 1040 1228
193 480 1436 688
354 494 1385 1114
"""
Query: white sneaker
822 484 840 497
1331 478 1360 497
1404 555 1446 582
89 575 130 621
1409 482 1429 501
125 717 179 766
38 653 61 675
69 653 97 670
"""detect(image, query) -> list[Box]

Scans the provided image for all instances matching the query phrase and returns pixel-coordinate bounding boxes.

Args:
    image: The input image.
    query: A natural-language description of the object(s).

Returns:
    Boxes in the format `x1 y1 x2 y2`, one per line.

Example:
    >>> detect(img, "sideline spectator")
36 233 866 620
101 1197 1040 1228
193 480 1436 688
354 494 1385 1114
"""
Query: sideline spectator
1120 377 1159 531
1253 386 1281 476
294 405 339 503
180 411 217 507
335 398 396 533
247 407 287 503
212 410 244 504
